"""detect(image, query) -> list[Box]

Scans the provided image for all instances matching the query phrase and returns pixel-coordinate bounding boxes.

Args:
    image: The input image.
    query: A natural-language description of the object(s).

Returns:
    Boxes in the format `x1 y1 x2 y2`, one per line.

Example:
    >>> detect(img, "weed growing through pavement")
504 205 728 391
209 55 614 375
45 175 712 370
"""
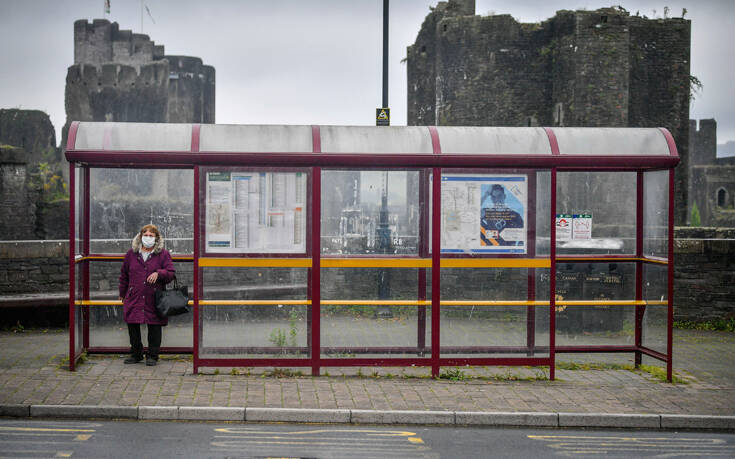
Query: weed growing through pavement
637 364 688 384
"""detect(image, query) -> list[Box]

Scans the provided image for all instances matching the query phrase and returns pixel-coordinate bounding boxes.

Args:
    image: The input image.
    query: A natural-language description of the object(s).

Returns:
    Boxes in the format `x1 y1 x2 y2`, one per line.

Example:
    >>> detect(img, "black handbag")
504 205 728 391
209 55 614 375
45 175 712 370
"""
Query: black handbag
154 276 190 317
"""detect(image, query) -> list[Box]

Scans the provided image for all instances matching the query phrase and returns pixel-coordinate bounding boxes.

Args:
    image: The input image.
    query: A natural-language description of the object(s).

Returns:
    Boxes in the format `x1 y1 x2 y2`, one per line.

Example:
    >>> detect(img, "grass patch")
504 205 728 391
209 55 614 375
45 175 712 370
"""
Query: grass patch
674 318 735 333
261 368 304 378
556 361 634 371
638 364 688 384
438 368 467 381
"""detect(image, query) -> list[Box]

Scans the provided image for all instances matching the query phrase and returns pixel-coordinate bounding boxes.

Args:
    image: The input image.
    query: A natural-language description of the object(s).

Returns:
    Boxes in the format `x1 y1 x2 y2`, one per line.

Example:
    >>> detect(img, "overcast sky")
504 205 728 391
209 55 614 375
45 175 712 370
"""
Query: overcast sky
1 0 733 148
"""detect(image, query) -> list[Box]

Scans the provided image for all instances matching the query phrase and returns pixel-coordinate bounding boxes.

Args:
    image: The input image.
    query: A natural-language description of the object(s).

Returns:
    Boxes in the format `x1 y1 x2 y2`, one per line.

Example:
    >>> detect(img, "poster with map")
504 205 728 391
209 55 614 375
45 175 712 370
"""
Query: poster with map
205 171 307 253
441 174 527 254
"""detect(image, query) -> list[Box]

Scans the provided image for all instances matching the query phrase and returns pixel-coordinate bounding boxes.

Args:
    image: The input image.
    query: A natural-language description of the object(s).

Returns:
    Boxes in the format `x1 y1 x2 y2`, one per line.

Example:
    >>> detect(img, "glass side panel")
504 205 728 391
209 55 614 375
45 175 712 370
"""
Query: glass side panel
74 264 83 356
75 167 82 256
642 263 668 355
440 268 549 358
321 170 420 255
89 168 194 254
556 172 637 255
535 170 552 256
643 170 669 258
199 267 308 359
320 267 427 358
545 262 636 346
87 261 194 348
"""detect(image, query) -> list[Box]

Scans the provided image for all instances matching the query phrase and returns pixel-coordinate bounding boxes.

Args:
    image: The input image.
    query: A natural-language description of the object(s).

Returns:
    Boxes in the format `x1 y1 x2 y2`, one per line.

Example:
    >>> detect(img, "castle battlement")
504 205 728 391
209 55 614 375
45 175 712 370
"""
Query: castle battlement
64 19 215 147
74 19 164 69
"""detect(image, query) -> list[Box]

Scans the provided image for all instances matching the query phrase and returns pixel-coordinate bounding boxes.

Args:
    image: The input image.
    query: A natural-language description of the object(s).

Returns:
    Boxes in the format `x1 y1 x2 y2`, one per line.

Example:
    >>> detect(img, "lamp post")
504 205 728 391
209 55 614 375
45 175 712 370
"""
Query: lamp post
375 171 393 318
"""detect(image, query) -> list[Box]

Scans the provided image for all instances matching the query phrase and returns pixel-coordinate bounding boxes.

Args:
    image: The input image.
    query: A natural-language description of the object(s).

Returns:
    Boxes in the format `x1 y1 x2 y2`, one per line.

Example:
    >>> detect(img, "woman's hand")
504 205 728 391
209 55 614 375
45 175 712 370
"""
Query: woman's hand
147 272 159 284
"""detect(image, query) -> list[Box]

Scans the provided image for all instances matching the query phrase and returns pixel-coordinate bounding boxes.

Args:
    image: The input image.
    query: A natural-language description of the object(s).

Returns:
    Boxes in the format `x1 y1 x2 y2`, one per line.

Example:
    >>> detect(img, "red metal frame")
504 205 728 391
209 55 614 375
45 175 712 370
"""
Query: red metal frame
66 124 677 382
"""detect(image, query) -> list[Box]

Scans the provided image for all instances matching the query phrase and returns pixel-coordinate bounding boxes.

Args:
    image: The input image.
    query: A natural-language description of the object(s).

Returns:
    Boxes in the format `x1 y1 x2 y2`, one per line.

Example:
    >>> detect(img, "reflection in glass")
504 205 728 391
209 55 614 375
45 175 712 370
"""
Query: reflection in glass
556 172 636 254
321 170 420 255
89 168 194 254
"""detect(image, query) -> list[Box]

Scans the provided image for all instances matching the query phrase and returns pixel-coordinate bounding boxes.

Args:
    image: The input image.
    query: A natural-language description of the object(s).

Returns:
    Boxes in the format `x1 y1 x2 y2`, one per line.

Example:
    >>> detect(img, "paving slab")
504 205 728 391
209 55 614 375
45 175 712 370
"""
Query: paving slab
1 327 734 430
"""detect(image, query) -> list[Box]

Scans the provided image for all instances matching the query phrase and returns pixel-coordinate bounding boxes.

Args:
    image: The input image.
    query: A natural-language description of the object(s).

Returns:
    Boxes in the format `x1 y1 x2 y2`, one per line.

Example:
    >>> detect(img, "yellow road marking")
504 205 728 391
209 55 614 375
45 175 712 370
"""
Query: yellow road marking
56 453 73 458
74 434 92 441
408 437 424 444
0 426 95 433
214 428 416 436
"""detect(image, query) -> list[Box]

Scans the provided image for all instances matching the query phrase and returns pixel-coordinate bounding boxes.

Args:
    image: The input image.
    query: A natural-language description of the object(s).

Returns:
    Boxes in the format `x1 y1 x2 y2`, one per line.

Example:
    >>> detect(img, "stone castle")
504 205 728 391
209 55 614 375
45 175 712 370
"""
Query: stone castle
407 0 692 224
63 19 215 146
689 119 735 226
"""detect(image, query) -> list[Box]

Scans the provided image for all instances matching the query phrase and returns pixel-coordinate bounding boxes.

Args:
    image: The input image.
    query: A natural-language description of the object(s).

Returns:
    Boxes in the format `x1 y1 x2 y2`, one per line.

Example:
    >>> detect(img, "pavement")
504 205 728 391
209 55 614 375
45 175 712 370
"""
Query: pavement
1 327 734 429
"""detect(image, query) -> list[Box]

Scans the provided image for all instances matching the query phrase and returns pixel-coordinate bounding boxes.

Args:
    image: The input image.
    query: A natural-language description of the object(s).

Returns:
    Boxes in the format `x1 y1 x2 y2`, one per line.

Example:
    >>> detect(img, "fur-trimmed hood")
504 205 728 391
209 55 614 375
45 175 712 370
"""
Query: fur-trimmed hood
132 233 165 254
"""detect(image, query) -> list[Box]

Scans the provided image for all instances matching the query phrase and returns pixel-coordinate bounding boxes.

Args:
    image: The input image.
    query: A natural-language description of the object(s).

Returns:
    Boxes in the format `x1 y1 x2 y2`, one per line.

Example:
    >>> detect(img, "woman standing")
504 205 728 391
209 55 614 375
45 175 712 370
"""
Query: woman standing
118 224 175 366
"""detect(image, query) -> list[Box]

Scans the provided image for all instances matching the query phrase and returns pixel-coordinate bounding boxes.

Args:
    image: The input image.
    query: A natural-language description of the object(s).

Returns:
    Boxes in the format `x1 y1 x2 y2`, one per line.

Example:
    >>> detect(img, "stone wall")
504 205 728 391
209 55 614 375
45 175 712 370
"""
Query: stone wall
674 227 735 321
3 229 734 324
0 146 38 240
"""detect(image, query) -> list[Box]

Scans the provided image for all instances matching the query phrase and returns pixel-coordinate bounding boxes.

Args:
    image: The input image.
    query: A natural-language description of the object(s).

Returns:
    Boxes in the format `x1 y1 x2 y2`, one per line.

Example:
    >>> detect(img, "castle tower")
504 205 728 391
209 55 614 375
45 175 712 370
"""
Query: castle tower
63 19 215 148
408 5 691 224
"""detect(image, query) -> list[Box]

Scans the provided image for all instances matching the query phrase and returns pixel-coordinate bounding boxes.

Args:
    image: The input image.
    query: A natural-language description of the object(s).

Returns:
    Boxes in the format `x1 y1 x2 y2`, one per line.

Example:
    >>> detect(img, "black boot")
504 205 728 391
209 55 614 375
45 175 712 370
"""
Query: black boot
126 324 144 364
124 355 143 364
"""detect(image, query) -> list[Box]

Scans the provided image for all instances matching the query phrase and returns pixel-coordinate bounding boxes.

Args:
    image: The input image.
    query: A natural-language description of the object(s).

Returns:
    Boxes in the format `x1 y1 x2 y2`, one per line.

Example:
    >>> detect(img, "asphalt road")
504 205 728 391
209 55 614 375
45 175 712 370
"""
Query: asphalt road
2 419 735 458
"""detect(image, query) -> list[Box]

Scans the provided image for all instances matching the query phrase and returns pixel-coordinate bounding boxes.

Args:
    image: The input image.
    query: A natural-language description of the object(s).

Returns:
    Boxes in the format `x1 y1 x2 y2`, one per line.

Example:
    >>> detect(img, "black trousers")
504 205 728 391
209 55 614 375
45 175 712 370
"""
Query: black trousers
127 323 162 360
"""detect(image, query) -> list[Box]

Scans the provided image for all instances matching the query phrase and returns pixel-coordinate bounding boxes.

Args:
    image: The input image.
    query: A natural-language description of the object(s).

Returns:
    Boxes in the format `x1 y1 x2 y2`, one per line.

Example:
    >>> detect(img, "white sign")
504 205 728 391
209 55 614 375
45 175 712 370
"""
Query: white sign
555 214 572 241
572 214 592 240
441 174 527 254
205 171 307 253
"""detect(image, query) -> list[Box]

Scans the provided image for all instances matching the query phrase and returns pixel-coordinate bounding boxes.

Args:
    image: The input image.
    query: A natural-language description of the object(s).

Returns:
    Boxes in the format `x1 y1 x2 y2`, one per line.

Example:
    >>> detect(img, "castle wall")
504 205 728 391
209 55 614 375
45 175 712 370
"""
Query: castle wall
0 147 36 240
408 3 691 224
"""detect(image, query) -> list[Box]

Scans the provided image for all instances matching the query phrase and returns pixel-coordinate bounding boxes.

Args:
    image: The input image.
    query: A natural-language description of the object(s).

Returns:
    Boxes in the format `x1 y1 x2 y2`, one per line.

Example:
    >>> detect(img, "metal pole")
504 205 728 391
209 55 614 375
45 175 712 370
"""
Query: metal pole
382 0 389 108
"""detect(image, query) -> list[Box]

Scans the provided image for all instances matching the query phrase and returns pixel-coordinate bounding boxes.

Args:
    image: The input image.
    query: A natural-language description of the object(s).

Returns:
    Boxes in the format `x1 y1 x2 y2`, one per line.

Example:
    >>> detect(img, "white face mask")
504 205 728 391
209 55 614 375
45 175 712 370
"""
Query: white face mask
141 236 156 248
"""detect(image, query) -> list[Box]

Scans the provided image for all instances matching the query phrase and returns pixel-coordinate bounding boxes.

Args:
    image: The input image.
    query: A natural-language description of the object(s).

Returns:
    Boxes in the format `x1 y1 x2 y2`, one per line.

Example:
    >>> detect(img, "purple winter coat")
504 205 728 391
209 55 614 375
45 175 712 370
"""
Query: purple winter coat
118 233 176 325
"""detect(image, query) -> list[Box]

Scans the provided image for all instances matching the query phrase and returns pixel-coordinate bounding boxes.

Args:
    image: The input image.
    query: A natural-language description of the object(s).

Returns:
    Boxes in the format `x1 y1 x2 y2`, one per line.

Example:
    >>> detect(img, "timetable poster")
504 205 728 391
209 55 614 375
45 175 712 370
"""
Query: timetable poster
441 174 527 254
205 171 306 253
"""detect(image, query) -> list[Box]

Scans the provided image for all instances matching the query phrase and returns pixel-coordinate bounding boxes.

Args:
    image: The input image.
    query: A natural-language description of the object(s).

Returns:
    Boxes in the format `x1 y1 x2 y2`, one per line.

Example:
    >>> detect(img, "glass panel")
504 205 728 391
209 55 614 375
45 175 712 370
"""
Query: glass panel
320 267 427 358
87 261 194 348
199 267 308 358
441 172 530 254
321 170 420 255
643 170 669 258
89 168 194 254
202 169 307 255
544 262 635 345
74 264 83 355
440 268 549 358
642 263 668 354
535 171 552 256
556 172 637 255
75 167 82 256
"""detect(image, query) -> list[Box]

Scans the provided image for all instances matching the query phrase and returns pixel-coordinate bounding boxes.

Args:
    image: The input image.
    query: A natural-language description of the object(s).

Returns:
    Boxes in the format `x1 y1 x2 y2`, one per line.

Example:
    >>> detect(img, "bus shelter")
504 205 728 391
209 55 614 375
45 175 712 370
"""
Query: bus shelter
65 122 678 380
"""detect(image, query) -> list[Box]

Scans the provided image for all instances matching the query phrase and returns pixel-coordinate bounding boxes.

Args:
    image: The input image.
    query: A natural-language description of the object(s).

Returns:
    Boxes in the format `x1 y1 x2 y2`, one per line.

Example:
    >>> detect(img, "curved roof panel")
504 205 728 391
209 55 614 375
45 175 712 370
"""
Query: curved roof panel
66 122 678 169
437 127 551 155
200 124 312 152
551 127 672 156
320 125 433 154
73 122 192 152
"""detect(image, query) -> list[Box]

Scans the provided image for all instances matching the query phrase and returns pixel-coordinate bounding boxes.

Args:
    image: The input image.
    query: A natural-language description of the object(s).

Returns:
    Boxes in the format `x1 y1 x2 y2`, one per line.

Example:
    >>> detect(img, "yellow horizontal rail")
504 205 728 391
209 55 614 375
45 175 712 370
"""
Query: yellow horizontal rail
75 299 668 307
75 255 194 263
557 256 669 266
198 258 311 268
321 258 431 268
441 258 551 268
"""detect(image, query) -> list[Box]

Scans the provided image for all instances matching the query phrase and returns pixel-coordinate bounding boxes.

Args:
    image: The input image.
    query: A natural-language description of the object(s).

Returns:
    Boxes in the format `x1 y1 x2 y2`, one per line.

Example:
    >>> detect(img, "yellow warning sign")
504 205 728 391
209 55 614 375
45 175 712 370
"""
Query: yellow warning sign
376 107 390 126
